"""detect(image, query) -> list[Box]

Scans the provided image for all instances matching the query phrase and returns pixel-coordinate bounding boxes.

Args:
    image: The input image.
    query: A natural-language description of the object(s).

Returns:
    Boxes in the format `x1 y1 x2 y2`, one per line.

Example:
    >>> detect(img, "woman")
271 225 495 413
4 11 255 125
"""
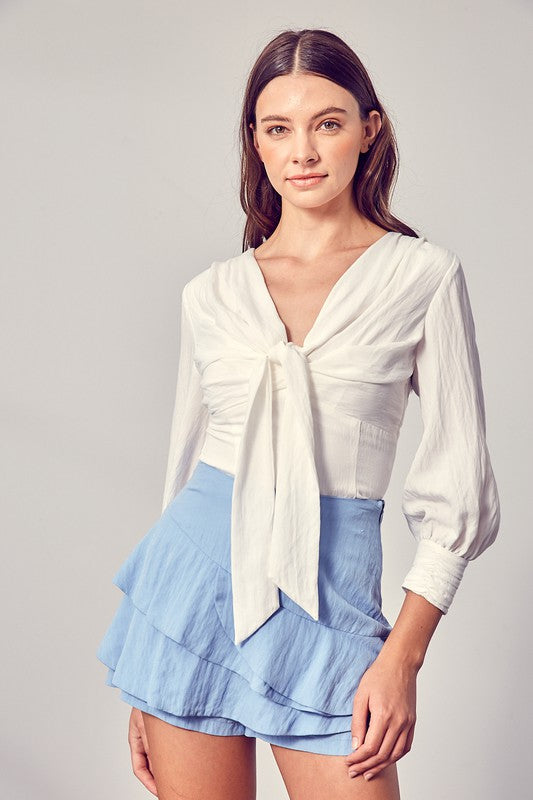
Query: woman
97 28 500 799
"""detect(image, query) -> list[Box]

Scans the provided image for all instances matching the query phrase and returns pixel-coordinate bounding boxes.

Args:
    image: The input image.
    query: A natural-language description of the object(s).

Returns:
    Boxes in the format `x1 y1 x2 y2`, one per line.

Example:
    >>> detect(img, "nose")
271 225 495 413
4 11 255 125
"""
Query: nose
290 132 319 165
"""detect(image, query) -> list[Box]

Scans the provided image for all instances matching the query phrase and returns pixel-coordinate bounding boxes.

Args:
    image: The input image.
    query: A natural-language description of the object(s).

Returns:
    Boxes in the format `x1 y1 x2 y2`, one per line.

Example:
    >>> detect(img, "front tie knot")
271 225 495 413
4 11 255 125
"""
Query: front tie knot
229 337 322 646
266 339 298 365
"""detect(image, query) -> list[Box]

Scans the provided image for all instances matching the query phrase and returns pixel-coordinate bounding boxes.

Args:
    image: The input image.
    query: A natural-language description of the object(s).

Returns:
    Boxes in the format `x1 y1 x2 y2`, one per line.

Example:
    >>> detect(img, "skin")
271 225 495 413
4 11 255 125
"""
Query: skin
127 72 444 799
247 72 389 348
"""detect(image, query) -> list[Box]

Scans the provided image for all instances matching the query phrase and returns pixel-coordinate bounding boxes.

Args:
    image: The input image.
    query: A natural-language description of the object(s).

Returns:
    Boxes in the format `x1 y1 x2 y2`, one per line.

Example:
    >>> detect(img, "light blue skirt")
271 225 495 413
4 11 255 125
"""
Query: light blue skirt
96 460 393 756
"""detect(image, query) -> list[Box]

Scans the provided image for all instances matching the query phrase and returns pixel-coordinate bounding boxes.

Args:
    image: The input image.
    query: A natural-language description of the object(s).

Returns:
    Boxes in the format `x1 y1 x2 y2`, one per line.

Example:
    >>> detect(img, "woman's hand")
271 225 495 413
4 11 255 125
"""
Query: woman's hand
128 707 158 796
344 652 418 781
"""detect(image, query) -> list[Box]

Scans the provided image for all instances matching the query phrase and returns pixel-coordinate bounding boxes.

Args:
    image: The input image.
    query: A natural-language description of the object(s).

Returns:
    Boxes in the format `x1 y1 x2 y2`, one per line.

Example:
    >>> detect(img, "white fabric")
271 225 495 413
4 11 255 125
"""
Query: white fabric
161 231 500 645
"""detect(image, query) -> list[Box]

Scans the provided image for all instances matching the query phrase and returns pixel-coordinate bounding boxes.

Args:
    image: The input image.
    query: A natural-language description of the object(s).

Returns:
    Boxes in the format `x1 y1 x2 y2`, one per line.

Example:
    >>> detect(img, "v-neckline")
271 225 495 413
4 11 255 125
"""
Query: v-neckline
246 230 397 349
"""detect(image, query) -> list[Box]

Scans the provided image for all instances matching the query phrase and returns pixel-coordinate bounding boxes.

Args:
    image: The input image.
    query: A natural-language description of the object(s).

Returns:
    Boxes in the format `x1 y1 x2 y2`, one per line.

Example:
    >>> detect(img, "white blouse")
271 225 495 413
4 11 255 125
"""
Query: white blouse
161 231 500 646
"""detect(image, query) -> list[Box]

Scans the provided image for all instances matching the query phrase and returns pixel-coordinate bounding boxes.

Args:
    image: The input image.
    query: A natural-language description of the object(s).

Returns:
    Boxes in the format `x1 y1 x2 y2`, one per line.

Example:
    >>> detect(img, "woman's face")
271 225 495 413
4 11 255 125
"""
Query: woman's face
250 73 382 210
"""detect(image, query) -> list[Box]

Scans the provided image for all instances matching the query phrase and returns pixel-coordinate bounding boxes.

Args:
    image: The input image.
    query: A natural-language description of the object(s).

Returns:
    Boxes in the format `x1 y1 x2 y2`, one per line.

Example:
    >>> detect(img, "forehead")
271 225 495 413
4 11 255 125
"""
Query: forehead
255 74 356 118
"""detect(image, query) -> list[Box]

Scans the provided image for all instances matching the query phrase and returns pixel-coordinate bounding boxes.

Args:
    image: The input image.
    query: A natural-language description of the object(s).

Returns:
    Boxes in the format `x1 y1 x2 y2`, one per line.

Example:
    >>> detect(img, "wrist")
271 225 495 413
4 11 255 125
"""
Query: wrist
378 636 425 672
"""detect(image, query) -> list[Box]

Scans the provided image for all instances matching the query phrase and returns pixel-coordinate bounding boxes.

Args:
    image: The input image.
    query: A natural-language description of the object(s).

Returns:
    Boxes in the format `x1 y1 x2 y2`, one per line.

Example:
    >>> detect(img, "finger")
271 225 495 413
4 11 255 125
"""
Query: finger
134 765 158 796
348 708 387 767
359 726 411 779
129 714 158 796
136 713 155 764
129 710 152 762
404 721 415 753
389 727 411 761
137 710 148 735
138 726 155 778
350 724 400 776
346 693 369 764
130 741 158 796
141 731 151 763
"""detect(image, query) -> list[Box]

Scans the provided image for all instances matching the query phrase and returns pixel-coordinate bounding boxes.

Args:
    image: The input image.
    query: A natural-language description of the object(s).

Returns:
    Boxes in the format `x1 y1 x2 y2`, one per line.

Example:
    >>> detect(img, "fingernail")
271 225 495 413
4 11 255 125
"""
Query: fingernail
351 736 358 750
364 773 374 781
349 770 358 778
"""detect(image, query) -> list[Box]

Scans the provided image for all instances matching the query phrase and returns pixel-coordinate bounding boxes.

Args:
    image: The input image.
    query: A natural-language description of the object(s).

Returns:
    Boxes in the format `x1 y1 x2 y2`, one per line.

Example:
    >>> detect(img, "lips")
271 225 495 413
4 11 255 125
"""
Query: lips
287 173 326 180
287 174 327 187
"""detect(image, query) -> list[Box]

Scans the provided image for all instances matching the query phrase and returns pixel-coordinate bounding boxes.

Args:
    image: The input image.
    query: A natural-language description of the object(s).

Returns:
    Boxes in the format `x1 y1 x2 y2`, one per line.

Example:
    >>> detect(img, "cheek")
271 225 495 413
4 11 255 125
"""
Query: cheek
260 141 285 167
258 144 288 190
332 137 360 169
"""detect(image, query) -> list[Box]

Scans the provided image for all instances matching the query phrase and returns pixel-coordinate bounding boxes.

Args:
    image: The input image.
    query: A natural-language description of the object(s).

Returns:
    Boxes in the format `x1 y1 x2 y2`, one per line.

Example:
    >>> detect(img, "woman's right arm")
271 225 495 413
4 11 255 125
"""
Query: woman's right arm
161 282 209 513
129 282 209 792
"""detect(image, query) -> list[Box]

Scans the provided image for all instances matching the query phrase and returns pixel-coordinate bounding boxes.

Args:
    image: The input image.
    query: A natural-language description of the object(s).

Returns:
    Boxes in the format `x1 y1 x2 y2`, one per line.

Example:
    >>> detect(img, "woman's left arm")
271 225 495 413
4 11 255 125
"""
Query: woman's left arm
345 254 501 782
345 590 442 780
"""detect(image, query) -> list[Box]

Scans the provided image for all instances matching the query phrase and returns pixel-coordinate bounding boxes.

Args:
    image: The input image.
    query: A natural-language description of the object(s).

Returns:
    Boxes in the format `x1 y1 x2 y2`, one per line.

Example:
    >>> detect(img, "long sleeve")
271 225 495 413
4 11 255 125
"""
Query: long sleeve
401 256 500 613
161 282 209 514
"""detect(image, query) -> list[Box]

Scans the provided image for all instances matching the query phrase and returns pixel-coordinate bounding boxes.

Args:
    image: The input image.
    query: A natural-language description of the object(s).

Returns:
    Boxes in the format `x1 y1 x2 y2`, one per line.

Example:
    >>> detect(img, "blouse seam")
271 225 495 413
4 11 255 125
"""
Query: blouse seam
317 396 399 437
417 535 470 564
423 253 461 324
411 253 461 394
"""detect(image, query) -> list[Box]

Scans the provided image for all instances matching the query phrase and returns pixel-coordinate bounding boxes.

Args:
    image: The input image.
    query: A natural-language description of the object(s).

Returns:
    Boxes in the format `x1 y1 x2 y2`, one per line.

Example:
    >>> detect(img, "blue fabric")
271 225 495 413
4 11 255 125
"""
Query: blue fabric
96 460 393 756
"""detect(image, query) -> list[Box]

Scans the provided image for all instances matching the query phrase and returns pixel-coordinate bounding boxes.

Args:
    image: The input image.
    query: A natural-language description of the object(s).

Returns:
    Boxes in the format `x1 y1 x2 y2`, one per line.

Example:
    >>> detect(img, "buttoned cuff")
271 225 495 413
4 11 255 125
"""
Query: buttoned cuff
401 537 469 613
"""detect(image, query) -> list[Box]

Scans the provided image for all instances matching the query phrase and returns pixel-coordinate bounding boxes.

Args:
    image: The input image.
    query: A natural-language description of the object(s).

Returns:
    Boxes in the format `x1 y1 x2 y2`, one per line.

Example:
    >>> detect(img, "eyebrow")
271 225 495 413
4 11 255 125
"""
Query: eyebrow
259 106 348 124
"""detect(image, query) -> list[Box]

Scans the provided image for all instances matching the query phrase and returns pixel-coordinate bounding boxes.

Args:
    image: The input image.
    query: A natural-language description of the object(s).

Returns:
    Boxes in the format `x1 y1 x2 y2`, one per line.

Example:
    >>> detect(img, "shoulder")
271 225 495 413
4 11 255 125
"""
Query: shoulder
401 233 460 273
182 264 211 299
181 249 251 309
396 233 462 294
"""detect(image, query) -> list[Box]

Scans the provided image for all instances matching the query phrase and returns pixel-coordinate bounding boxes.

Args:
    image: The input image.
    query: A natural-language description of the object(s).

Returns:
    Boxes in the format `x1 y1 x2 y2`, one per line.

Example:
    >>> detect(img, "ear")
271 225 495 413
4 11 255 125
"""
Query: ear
364 110 382 147
249 122 262 159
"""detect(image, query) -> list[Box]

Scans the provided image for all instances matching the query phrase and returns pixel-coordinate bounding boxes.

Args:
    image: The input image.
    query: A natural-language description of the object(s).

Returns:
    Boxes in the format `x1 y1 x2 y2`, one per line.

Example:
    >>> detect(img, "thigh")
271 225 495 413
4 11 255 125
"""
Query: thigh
270 744 400 800
141 711 256 800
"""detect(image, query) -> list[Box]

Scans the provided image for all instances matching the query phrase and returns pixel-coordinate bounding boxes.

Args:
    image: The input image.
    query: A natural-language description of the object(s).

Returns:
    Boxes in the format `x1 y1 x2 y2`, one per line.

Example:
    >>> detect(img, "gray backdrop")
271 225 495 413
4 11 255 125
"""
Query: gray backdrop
1 1 531 798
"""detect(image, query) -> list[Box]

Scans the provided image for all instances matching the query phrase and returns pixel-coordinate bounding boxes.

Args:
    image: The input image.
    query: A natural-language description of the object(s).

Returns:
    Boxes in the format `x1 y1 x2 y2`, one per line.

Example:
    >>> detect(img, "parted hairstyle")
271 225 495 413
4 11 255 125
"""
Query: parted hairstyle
239 28 419 251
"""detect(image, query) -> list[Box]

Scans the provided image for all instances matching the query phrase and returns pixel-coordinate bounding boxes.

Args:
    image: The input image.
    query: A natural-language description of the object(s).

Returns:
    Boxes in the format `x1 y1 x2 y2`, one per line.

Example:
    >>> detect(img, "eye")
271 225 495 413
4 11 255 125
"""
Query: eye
266 125 287 136
265 120 341 136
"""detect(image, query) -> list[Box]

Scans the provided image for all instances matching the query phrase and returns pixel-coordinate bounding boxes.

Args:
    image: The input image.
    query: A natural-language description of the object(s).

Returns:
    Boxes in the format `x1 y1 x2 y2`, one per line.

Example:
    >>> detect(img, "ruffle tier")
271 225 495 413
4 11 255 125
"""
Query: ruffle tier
96 461 393 752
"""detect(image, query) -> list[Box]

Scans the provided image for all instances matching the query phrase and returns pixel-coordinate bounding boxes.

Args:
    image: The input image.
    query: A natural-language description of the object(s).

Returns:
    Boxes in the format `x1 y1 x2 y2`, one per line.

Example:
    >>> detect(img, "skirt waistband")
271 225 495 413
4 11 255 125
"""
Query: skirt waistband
191 459 385 518
164 460 386 574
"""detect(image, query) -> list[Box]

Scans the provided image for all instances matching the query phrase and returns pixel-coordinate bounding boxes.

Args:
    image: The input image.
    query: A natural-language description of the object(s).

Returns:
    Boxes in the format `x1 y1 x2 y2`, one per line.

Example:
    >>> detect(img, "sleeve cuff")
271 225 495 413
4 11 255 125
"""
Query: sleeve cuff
401 537 469 613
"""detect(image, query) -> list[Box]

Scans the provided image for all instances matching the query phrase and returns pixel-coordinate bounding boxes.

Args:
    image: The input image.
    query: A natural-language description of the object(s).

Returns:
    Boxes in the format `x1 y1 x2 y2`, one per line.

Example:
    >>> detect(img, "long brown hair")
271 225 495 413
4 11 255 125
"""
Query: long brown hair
239 28 420 251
